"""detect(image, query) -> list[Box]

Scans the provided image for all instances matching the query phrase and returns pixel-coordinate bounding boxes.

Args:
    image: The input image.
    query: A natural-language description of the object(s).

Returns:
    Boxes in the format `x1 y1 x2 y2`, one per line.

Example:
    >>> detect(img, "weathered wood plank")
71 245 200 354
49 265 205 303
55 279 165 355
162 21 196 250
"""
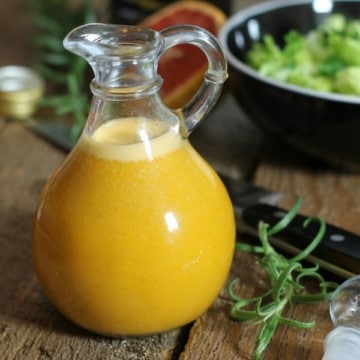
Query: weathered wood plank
1 0 350 359
179 247 332 359
192 92 264 179
179 141 351 360
0 123 182 360
0 118 6 133
254 141 360 233
0 0 34 67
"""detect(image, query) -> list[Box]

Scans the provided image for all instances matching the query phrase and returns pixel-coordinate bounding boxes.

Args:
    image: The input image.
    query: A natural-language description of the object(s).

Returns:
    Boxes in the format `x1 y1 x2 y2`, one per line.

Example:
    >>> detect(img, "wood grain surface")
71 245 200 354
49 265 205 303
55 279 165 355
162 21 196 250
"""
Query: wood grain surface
0 118 339 360
1 0 358 359
0 120 184 360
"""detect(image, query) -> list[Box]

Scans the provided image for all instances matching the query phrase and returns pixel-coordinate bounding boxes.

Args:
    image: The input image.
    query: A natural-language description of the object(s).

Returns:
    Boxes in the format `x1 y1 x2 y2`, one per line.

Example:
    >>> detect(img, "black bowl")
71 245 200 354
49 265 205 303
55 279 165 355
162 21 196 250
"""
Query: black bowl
219 0 360 171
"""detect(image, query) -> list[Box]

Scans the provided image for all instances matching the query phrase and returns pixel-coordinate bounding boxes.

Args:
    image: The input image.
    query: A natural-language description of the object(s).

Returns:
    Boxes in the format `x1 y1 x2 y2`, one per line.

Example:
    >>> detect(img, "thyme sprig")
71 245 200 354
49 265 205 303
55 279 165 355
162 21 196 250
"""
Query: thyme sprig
229 197 338 359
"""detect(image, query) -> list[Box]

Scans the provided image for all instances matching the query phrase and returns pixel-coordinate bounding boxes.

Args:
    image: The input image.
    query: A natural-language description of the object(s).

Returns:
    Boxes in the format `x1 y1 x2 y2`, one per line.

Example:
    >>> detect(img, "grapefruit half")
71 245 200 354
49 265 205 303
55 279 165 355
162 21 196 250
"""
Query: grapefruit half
141 1 226 108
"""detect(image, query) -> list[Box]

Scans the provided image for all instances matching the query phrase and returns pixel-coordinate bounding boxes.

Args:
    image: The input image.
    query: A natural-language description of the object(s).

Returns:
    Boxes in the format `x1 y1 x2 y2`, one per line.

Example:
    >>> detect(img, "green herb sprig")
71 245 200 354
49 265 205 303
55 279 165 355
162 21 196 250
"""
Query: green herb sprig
30 0 97 140
229 197 338 359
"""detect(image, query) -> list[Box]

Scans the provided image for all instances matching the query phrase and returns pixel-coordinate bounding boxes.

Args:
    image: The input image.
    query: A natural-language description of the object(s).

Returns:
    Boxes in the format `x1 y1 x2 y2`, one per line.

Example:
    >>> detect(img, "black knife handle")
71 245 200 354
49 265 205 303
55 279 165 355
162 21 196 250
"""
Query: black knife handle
241 203 360 278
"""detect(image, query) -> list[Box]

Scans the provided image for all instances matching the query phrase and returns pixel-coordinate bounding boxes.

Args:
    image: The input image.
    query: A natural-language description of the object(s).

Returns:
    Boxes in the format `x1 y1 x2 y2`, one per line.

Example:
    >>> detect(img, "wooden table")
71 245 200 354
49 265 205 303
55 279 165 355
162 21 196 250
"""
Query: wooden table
2 0 360 359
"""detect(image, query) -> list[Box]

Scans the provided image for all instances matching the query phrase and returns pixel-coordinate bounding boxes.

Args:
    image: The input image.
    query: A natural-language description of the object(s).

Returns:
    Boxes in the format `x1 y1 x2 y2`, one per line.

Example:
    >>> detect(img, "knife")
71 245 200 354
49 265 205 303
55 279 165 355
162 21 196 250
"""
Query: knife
220 174 360 279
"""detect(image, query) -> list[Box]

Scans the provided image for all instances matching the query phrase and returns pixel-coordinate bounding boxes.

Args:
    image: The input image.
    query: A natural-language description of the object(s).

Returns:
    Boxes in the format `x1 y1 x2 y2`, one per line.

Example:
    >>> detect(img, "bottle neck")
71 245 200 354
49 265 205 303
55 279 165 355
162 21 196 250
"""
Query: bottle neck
88 52 161 90
84 81 179 138
90 76 163 101
64 24 163 89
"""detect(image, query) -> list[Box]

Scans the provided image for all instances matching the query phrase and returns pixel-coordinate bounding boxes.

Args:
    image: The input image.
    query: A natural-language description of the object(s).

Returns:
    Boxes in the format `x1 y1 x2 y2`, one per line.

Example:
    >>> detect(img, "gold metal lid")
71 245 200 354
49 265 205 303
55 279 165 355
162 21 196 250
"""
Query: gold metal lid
0 66 44 119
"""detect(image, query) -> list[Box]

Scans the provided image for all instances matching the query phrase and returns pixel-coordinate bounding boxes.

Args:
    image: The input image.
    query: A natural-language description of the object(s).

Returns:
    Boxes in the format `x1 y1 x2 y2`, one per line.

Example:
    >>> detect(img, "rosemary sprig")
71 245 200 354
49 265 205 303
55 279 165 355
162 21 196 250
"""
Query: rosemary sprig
229 197 338 359
30 0 97 140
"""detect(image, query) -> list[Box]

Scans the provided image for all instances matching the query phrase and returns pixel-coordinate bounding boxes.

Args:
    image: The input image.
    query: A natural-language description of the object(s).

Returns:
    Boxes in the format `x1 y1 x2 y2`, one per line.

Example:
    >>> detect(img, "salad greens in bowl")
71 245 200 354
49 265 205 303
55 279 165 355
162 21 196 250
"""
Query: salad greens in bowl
247 14 360 96
219 0 360 171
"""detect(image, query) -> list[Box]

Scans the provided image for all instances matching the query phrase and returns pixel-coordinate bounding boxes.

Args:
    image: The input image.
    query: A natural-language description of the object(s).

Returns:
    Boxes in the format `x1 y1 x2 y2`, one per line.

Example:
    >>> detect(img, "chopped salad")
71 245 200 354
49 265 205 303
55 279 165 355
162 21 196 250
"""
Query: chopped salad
246 14 360 96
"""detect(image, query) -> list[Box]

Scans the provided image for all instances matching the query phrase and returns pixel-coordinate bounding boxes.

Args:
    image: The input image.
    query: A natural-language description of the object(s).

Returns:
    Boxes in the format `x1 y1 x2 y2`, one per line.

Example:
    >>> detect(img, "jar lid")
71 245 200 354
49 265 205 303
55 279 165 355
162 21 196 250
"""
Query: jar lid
0 66 44 119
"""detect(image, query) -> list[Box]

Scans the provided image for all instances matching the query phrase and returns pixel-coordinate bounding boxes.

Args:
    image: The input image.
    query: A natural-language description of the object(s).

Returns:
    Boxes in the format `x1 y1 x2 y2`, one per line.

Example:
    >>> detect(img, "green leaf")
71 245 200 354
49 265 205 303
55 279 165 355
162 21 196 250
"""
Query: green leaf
33 14 63 34
278 316 315 328
254 317 279 360
273 262 301 302
39 94 71 107
267 197 303 236
31 0 95 137
40 52 71 67
235 242 264 253
34 34 64 52
229 197 338 359
34 63 67 84
290 217 325 262
230 307 259 321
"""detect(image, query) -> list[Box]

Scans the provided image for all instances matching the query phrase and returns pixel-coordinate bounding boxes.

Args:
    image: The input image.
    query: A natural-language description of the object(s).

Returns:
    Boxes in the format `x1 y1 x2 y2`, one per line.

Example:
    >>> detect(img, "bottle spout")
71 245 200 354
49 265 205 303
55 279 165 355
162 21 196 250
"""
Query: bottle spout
63 23 227 133
63 23 161 88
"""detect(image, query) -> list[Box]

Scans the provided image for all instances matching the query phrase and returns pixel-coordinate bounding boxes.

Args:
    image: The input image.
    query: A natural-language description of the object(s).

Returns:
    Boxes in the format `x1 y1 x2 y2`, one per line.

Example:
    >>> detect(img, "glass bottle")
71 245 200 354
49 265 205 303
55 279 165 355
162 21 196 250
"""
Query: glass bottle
32 23 235 336
323 275 360 359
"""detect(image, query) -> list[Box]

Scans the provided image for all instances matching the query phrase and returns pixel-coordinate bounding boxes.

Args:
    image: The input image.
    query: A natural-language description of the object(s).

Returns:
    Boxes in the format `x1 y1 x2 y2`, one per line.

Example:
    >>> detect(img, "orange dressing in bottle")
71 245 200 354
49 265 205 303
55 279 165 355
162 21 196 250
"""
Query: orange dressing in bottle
32 23 235 336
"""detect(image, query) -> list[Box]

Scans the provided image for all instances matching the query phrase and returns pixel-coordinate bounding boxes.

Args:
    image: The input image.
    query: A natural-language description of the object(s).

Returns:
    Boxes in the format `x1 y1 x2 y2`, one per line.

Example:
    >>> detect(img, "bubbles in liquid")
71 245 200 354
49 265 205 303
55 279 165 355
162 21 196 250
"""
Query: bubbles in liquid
81 117 184 162
92 118 166 145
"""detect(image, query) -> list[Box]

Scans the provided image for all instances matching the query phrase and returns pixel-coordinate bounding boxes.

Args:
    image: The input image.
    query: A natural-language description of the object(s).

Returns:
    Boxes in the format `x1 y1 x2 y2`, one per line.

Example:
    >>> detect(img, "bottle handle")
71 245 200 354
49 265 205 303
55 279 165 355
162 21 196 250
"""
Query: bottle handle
159 25 228 137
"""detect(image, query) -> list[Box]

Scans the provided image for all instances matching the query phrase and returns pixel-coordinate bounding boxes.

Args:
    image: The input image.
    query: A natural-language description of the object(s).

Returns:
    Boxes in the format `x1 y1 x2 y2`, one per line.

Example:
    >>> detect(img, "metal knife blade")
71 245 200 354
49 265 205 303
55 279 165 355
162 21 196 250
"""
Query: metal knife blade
220 174 360 279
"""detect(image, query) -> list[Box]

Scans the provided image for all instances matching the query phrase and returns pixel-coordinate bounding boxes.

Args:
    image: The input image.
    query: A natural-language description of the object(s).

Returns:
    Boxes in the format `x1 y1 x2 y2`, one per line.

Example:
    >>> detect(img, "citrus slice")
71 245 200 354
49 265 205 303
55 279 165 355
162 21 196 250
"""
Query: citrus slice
141 1 226 108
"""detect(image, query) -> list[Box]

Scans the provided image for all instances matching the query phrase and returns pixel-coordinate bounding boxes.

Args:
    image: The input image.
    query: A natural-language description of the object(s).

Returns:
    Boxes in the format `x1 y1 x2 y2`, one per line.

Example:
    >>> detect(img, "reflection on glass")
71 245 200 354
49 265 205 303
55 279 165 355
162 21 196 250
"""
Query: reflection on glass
139 127 153 160
247 19 260 41
313 0 333 13
234 30 245 49
164 211 179 232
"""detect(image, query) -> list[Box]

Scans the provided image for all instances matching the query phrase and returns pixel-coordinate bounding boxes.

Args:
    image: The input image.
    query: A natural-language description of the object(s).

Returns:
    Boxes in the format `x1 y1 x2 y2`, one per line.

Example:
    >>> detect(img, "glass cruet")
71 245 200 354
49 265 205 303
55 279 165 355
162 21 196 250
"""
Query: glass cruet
322 275 360 360
32 23 235 336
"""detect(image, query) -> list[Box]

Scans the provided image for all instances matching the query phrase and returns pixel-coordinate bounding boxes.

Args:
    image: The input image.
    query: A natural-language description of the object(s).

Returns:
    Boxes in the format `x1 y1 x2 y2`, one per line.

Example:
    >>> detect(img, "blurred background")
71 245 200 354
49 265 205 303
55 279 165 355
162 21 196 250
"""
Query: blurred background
0 0 267 177
0 0 267 67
